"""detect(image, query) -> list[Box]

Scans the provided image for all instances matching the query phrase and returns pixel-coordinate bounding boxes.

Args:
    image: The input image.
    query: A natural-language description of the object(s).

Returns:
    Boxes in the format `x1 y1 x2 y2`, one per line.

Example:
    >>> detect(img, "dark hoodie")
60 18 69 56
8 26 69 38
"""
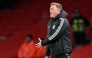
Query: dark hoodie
53 10 68 19
41 10 72 58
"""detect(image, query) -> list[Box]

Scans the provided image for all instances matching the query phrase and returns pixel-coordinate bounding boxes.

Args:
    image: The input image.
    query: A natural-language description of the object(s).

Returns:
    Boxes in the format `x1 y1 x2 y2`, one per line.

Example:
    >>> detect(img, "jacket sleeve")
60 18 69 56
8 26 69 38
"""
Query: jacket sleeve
41 18 69 46
45 45 50 56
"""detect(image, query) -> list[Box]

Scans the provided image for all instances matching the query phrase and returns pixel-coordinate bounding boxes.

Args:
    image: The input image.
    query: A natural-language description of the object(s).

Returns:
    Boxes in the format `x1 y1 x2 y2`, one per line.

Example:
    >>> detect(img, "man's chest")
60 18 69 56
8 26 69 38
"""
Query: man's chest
48 20 60 33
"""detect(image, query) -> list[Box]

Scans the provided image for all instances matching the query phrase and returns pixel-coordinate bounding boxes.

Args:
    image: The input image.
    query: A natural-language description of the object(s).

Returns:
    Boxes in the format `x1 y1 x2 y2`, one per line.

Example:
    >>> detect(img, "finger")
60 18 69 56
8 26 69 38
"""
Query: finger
38 38 41 41
35 43 38 46
36 45 39 49
35 43 41 49
38 44 42 49
39 46 42 49
38 45 42 49
35 42 40 46
35 43 39 47
36 45 41 49
35 44 39 49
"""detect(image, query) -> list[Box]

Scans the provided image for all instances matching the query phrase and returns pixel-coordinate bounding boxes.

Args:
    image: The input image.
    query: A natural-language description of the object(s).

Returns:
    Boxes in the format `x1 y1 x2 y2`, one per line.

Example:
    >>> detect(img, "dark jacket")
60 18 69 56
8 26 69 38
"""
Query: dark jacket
41 10 72 57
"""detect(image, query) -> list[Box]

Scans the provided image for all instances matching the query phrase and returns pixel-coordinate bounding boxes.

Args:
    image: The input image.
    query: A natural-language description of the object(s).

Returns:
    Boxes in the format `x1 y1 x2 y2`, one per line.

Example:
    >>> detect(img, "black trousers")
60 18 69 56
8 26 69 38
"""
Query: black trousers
52 53 71 58
74 32 86 45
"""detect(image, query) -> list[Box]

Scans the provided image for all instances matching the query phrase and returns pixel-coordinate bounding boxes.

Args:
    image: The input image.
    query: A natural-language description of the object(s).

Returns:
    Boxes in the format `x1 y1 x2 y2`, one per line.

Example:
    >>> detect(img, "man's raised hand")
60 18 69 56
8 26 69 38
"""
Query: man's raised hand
35 38 42 49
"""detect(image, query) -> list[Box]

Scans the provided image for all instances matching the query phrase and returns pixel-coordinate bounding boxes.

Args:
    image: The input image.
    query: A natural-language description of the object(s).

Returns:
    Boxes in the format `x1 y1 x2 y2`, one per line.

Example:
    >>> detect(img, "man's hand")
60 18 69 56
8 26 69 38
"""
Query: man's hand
45 56 49 58
35 38 42 49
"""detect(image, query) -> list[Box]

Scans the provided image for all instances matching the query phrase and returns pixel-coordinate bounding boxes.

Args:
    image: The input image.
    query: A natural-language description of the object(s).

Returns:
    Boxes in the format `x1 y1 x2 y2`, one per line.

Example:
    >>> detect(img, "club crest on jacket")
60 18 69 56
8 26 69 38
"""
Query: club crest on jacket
53 25 55 29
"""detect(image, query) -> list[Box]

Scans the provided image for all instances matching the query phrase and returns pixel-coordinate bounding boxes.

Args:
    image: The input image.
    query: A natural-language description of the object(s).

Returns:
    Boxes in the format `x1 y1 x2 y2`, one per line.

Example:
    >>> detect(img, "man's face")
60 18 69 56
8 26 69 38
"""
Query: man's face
74 13 80 17
50 5 60 18
26 37 31 43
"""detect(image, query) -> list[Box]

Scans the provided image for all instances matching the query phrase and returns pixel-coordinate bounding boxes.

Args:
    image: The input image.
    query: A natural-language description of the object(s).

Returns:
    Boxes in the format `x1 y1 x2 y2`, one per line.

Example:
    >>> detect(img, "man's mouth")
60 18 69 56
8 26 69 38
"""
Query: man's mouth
50 13 52 15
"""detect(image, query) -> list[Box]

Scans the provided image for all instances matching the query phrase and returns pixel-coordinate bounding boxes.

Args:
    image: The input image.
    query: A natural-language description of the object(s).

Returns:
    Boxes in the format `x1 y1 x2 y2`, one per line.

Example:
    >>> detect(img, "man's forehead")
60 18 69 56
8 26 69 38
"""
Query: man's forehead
50 5 58 10
50 5 57 8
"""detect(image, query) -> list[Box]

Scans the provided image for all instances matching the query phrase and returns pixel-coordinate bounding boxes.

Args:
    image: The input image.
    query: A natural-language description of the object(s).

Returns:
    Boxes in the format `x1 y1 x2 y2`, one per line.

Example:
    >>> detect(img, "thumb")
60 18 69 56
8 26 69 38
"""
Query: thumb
38 38 41 41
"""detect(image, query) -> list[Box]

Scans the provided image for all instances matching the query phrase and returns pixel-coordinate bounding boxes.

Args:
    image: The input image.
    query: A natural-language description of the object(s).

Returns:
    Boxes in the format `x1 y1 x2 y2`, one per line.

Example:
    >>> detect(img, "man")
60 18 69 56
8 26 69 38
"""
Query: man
70 8 89 46
35 2 72 58
18 35 37 58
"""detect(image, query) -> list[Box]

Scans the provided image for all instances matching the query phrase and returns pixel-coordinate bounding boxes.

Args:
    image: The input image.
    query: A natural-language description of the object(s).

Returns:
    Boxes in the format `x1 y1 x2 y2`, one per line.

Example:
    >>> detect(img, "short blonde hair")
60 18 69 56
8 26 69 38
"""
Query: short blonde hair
50 2 62 11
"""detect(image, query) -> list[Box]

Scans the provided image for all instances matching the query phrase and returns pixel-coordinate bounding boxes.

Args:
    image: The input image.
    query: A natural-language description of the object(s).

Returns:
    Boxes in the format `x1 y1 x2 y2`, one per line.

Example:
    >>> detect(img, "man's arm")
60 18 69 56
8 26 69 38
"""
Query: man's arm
41 18 69 46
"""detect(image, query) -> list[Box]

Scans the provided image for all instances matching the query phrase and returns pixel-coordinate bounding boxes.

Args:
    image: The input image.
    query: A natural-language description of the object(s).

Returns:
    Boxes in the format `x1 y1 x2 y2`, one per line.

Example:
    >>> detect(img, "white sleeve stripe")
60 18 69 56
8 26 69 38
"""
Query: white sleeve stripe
48 18 64 40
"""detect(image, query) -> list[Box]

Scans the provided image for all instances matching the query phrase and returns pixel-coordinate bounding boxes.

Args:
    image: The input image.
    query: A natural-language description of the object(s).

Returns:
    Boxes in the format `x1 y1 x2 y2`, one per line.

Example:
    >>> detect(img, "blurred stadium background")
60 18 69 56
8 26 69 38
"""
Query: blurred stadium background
0 0 92 58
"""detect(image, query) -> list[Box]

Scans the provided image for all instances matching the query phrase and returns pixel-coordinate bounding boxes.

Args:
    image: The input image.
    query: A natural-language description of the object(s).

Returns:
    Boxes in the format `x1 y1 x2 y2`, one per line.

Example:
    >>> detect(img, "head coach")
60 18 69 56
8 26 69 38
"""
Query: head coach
35 2 72 58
